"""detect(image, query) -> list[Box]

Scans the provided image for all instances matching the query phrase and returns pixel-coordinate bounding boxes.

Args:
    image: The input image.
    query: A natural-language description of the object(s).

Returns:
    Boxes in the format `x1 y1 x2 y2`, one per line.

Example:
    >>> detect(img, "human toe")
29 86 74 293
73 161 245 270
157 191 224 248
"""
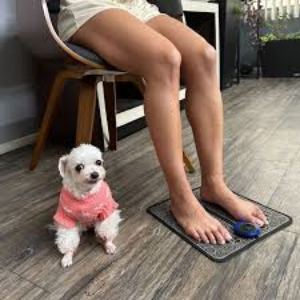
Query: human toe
254 208 268 225
197 229 210 244
249 215 265 227
213 229 226 244
206 231 217 244
186 226 201 241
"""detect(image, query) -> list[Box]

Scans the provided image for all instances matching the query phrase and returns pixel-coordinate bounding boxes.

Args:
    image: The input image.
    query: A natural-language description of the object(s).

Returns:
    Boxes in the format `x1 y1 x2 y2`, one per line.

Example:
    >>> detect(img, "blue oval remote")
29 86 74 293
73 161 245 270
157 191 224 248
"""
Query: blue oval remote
233 221 261 238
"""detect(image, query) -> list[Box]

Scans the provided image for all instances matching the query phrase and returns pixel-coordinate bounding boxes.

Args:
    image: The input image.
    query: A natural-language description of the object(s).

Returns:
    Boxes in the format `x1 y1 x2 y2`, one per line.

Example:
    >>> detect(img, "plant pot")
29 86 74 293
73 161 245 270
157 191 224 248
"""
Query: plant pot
261 39 300 77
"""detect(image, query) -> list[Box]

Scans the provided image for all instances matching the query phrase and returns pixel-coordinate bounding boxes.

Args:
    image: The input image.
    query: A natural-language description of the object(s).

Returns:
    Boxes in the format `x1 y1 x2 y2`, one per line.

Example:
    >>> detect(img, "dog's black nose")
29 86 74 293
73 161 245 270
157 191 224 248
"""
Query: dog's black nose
90 172 99 180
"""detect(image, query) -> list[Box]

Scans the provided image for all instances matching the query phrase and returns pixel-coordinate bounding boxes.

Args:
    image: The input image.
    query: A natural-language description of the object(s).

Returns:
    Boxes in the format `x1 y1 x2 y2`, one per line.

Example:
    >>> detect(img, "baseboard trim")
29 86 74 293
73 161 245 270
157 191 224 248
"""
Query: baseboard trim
0 133 37 156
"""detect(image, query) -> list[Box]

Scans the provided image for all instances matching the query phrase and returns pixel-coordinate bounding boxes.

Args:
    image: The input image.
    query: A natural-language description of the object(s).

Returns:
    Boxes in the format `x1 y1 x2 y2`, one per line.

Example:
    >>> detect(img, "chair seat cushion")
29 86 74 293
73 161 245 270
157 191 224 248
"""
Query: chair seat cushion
65 42 119 69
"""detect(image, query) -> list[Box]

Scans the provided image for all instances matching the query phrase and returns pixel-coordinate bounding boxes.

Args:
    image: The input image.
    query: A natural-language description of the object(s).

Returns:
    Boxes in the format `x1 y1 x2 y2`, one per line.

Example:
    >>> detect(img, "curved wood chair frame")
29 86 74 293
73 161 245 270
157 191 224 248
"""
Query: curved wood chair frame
16 0 195 173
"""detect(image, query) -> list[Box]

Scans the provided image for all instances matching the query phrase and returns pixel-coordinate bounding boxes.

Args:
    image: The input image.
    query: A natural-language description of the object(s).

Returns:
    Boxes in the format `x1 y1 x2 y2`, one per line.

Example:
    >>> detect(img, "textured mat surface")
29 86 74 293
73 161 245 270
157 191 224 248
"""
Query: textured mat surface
147 187 292 262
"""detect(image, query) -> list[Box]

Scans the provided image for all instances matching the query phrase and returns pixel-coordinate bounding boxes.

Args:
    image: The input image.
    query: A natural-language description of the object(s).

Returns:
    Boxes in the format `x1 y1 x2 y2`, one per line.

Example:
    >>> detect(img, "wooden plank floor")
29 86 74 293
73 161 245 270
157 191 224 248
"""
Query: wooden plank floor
1 78 300 300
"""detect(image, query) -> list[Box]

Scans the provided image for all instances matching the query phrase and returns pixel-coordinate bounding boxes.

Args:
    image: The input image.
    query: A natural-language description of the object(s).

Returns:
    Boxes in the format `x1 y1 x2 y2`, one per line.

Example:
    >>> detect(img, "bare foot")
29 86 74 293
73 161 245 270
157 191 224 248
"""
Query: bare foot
201 179 268 227
171 192 232 244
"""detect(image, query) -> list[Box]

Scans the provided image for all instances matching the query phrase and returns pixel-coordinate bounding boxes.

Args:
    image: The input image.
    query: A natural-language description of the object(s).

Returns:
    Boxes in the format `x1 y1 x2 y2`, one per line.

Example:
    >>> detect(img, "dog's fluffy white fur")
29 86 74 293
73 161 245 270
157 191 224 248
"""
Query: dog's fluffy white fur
54 144 121 268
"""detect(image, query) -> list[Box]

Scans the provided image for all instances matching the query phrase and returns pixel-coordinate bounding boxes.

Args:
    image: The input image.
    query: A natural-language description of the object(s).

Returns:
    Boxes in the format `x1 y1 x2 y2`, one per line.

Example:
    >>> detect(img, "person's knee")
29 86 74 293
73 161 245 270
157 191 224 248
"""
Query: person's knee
192 41 217 74
203 43 217 66
144 42 182 84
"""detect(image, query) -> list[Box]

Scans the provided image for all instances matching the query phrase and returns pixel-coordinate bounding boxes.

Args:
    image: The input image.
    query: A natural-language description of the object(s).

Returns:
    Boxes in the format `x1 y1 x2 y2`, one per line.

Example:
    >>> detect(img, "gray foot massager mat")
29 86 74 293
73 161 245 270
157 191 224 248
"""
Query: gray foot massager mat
147 187 292 262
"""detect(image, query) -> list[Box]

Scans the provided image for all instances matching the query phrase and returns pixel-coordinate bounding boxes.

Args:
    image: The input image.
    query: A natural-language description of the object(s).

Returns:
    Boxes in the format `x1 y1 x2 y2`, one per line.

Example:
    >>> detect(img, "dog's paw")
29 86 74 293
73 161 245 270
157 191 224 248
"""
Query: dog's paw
105 242 116 255
61 253 73 268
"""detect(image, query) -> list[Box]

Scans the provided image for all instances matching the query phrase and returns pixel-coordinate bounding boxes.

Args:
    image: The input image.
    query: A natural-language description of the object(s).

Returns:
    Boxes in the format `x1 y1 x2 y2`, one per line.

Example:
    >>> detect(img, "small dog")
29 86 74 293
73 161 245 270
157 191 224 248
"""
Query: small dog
53 144 122 268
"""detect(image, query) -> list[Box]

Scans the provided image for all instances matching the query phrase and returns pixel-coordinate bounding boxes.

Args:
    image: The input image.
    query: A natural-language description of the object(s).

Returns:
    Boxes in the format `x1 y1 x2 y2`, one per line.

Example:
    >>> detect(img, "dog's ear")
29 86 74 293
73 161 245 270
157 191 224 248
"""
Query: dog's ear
58 155 68 178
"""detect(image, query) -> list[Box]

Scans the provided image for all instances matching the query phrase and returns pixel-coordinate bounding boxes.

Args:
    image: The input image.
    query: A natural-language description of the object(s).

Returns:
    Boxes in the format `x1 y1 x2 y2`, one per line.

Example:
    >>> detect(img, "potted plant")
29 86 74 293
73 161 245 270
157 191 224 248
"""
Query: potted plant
234 0 264 78
260 12 300 77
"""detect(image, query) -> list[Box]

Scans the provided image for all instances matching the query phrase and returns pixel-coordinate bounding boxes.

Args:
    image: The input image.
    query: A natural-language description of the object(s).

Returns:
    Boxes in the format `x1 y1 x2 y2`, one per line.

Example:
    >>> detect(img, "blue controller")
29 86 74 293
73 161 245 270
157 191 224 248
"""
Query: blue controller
233 221 261 238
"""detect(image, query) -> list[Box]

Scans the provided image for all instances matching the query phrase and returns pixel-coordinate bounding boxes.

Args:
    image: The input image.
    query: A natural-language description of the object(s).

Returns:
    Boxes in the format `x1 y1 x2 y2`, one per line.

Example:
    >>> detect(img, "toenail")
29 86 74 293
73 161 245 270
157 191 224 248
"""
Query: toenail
226 234 232 240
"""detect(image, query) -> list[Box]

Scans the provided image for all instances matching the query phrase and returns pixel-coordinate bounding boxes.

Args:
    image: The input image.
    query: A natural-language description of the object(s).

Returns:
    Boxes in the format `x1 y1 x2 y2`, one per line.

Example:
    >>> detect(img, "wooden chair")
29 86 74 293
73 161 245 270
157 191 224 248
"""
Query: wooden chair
16 0 196 173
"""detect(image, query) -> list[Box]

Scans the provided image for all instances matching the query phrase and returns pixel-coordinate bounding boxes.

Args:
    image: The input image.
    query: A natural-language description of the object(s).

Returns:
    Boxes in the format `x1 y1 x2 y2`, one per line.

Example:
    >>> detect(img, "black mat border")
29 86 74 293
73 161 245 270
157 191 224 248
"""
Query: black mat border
147 186 293 263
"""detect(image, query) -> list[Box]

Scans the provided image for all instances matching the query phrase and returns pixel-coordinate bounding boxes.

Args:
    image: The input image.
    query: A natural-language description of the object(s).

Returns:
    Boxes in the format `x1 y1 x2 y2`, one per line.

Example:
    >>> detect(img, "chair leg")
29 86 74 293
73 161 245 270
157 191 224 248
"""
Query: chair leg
132 76 196 173
183 151 196 173
103 81 117 150
30 69 77 170
76 76 98 145
92 98 105 152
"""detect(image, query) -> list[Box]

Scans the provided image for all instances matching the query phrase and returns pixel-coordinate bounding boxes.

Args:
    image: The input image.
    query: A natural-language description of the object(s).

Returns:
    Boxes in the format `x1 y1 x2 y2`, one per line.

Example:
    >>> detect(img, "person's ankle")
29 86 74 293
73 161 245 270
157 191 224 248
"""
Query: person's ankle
201 173 225 188
201 174 227 198
169 184 194 204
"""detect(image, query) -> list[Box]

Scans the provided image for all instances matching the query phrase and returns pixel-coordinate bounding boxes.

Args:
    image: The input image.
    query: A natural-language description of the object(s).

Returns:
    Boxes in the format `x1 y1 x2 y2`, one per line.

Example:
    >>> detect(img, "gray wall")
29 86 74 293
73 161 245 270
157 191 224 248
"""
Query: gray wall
0 0 39 145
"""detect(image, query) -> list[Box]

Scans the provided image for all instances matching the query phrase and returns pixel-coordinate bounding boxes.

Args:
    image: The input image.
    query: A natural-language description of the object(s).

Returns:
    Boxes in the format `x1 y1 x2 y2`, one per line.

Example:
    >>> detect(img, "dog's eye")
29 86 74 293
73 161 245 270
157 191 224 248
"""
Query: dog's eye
96 160 103 166
75 164 84 172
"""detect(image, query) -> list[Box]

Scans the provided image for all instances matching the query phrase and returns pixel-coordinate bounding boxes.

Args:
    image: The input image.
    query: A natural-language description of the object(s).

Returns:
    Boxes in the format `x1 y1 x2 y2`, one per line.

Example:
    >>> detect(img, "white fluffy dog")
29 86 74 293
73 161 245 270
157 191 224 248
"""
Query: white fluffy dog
53 144 121 268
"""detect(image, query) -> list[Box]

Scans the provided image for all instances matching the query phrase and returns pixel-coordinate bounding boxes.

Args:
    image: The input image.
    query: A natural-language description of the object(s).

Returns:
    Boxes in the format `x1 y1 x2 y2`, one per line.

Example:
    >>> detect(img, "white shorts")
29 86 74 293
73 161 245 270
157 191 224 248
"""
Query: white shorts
57 0 166 42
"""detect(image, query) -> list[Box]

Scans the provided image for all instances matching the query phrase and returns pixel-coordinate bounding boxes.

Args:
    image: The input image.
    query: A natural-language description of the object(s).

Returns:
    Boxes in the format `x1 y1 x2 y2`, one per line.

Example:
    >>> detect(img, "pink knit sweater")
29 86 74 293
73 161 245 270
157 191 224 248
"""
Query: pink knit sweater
54 181 119 228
